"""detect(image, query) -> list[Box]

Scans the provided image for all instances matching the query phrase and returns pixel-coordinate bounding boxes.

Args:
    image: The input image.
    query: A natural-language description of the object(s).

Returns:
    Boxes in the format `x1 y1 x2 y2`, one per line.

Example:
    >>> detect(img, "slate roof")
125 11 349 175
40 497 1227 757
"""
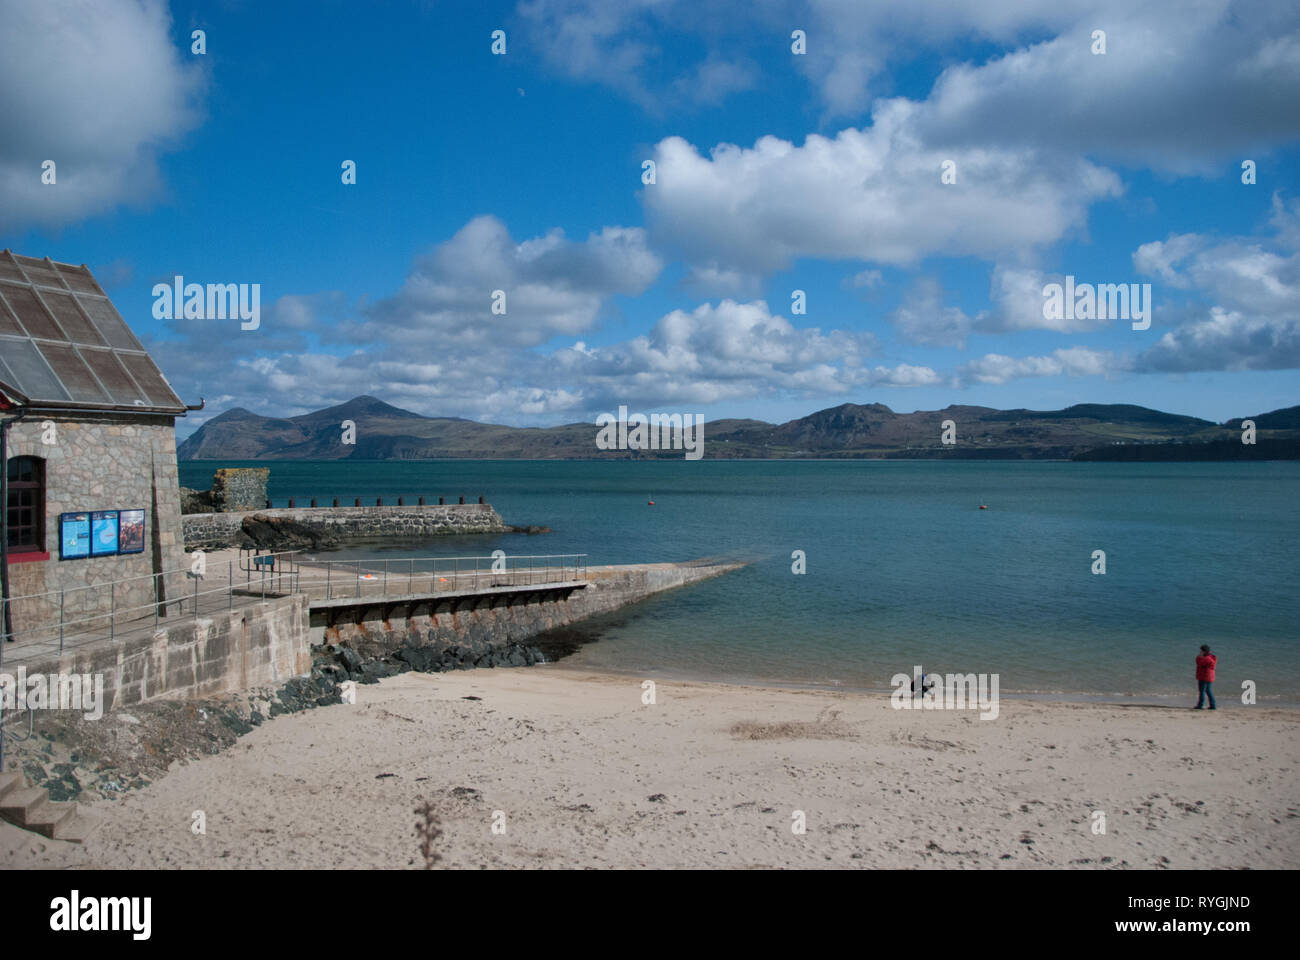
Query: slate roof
0 250 186 414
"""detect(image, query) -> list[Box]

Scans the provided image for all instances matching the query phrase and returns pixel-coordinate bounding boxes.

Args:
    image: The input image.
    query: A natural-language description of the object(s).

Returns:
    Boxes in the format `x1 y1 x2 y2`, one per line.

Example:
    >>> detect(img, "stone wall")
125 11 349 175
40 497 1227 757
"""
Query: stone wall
0 561 740 724
209 467 269 512
315 561 741 659
5 413 187 639
183 503 505 550
2 594 311 720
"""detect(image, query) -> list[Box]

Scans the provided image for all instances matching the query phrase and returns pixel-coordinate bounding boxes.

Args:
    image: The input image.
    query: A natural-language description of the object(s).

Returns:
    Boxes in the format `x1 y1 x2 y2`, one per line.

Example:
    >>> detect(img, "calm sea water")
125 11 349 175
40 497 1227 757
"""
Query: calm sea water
181 460 1300 704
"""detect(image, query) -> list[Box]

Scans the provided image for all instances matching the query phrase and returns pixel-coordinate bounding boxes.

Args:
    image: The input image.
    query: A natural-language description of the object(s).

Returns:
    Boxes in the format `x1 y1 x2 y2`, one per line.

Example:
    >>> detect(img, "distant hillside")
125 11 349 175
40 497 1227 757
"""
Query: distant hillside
1224 405 1300 431
177 397 1300 461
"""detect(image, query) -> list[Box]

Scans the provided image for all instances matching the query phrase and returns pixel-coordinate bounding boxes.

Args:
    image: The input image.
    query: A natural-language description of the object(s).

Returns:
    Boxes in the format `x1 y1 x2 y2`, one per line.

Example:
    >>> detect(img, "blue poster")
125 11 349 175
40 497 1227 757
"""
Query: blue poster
91 510 119 557
60 512 90 559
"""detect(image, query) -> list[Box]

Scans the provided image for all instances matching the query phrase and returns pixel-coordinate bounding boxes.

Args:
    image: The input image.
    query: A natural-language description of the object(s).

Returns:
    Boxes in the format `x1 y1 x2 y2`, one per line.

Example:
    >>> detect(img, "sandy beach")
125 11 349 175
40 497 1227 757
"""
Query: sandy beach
3 665 1296 870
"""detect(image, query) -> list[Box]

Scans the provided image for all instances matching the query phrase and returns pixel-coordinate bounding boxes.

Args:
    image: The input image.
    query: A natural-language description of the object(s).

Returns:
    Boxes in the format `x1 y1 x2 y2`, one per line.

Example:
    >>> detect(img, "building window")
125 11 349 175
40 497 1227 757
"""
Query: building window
6 455 44 553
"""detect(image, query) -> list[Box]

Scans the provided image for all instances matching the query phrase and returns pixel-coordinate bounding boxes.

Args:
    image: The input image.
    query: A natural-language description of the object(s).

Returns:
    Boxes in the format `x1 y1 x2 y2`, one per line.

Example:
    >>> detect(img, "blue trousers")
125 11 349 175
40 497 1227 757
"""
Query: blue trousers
1196 680 1216 709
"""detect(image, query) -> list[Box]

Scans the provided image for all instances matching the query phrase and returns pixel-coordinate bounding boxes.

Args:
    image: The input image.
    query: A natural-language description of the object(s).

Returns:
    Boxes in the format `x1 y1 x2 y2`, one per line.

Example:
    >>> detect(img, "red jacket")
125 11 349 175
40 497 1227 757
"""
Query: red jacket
1196 653 1217 682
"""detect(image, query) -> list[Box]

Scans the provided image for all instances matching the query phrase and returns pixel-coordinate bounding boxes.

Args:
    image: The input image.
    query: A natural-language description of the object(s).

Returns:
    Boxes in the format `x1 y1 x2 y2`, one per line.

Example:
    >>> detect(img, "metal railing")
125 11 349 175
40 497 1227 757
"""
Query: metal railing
0 552 589 652
296 553 588 601
237 549 302 596
0 549 302 657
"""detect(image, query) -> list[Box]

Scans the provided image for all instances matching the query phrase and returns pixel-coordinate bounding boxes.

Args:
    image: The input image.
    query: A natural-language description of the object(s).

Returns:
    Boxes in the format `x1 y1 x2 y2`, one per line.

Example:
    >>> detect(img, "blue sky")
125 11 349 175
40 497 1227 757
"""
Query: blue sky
2 0 1298 439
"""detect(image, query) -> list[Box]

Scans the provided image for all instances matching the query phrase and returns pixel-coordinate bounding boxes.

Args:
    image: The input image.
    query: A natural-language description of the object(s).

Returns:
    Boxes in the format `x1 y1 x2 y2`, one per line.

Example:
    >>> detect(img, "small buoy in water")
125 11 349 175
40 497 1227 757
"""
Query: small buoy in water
979 504 988 510
360 574 376 580
648 499 655 505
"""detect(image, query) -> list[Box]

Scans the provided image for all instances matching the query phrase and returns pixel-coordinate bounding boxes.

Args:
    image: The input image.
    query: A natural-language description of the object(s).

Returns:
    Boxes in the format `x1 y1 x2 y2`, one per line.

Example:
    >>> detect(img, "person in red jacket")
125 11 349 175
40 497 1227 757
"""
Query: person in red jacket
1194 644 1217 710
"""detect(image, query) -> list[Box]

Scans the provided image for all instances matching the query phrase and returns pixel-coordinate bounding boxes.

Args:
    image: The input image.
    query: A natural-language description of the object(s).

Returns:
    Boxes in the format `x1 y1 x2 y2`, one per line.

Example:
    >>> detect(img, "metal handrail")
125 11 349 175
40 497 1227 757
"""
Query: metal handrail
0 550 294 653
0 552 589 650
293 553 588 601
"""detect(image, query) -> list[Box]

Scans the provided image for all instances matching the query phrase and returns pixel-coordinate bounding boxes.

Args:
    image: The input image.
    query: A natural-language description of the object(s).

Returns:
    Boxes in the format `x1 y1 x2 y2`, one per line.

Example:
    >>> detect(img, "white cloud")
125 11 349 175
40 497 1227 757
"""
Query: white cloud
981 265 1120 334
0 0 205 229
889 265 1125 347
1133 234 1206 288
150 220 900 423
957 347 1122 385
554 298 882 407
912 4 1300 174
845 268 883 290
1140 308 1300 373
358 215 663 349
868 363 942 387
515 0 757 111
1136 195 1300 372
889 277 973 347
643 105 1121 290
518 1 1300 171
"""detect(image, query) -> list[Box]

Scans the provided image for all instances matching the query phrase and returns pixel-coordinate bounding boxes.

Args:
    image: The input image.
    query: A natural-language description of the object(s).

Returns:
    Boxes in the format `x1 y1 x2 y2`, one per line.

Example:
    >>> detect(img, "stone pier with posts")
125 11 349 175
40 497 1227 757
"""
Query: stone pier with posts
182 502 505 551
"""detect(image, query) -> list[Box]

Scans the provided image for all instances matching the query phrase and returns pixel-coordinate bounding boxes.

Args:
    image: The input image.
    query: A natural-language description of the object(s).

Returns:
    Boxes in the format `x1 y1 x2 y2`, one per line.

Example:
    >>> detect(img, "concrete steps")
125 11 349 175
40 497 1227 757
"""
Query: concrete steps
0 769 99 842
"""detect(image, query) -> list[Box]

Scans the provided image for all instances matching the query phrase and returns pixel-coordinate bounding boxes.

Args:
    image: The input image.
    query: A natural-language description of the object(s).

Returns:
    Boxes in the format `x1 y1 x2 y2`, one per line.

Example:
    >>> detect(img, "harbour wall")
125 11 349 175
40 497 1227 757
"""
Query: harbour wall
3 561 740 721
3 594 311 722
183 503 506 550
315 561 742 660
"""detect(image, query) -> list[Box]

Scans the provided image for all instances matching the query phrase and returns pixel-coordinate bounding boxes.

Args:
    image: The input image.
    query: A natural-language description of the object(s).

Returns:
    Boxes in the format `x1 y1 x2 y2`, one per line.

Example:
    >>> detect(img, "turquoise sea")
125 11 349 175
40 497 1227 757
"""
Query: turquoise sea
181 460 1300 705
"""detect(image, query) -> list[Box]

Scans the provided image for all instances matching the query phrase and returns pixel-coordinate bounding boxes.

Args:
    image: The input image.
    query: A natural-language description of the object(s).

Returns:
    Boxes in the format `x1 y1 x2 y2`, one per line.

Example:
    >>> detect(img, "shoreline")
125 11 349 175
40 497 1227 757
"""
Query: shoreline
548 659 1296 710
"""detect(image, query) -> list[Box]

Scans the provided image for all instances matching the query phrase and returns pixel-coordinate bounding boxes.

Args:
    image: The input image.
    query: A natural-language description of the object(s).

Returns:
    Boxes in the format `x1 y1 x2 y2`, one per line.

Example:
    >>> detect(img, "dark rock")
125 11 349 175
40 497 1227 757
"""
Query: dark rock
394 646 439 672
237 514 341 552
45 764 81 802
310 677 337 697
179 486 215 514
316 662 346 682
336 646 363 673
221 713 254 736
359 661 394 683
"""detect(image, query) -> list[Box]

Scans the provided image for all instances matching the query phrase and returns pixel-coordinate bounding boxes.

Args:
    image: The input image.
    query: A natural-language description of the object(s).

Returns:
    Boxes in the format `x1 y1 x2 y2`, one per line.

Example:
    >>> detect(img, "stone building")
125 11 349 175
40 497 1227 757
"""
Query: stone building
0 251 193 642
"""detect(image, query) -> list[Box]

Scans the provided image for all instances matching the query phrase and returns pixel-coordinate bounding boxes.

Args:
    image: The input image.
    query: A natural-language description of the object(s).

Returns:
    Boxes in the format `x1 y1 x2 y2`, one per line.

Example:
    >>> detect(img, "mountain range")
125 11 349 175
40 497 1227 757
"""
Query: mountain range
176 396 1300 461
